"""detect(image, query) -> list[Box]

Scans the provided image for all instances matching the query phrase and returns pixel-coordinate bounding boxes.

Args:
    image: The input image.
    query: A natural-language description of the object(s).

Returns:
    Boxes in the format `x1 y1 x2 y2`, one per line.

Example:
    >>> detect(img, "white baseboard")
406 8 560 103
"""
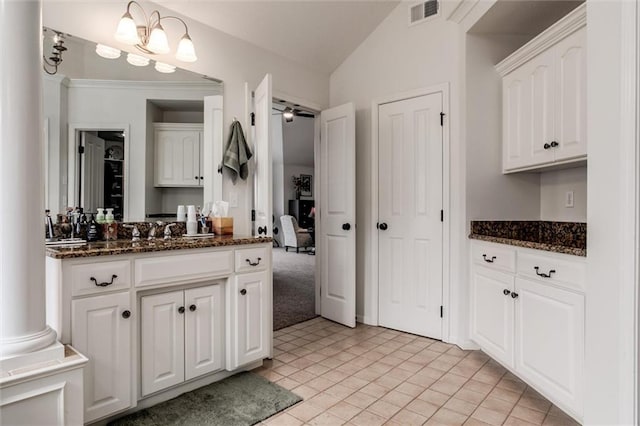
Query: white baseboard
449 336 480 350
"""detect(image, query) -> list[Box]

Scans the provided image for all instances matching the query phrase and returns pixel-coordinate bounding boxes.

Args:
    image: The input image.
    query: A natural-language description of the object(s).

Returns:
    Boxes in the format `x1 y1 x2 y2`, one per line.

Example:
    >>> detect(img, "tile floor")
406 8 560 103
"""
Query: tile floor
254 317 580 426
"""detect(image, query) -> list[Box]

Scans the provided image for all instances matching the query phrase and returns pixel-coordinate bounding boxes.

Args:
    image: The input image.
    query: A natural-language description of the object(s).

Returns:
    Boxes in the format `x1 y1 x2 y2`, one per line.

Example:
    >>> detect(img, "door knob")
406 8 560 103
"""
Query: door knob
342 223 351 231
240 289 247 296
178 306 185 314
543 143 551 150
511 292 519 299
257 226 267 235
550 141 559 148
189 304 197 312
122 310 131 319
379 223 388 231
503 289 511 296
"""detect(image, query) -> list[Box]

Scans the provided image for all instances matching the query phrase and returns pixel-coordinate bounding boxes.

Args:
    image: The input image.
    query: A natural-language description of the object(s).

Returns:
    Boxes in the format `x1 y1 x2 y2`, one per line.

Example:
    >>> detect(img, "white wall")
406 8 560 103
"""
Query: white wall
162 111 204 123
465 34 541 222
160 188 204 214
272 114 285 245
43 75 69 214
282 116 315 167
43 0 330 234
330 2 467 341
540 167 587 222
283 165 314 202
585 1 638 424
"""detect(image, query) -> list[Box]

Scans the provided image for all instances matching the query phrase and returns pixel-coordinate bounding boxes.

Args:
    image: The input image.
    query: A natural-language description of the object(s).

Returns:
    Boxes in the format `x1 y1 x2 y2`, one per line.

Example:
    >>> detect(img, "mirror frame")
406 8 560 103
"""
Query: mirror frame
68 122 131 219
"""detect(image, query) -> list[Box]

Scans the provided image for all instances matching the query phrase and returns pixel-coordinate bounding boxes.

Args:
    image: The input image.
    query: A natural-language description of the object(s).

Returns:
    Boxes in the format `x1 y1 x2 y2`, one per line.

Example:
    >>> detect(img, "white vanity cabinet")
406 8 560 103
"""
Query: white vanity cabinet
46 241 272 424
141 284 224 396
497 5 586 173
227 246 272 370
470 240 585 421
72 291 133 423
154 123 204 187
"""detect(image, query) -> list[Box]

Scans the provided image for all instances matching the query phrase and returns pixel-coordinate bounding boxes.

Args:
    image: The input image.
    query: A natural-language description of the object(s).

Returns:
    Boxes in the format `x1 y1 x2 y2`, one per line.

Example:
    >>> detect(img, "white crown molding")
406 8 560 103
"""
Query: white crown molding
447 0 480 24
67 79 222 93
496 3 586 76
152 122 204 130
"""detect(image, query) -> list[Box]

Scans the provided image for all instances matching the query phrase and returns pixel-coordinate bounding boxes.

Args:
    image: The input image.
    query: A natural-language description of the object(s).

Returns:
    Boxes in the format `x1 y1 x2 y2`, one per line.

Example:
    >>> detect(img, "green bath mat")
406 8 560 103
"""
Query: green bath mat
108 372 302 426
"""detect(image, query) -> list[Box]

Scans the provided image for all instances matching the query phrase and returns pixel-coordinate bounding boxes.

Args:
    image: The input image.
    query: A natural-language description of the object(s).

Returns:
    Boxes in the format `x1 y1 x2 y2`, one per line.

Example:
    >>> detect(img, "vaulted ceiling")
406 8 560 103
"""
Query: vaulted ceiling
158 1 401 74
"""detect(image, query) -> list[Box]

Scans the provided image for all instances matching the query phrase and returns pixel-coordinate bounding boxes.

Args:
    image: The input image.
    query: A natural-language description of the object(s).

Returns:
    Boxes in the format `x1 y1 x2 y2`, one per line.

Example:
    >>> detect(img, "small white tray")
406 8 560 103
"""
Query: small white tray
182 233 215 238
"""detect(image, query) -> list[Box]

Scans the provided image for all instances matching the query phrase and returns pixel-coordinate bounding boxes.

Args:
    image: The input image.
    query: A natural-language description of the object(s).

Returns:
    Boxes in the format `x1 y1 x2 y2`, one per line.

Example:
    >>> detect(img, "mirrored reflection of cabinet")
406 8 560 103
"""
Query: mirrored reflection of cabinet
154 123 204 187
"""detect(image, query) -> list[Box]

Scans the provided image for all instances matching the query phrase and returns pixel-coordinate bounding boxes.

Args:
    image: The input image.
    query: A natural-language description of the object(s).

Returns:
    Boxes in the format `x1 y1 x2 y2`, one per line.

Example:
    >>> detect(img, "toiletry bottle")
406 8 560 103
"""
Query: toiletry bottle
87 214 100 242
45 209 55 240
105 208 114 223
96 208 105 224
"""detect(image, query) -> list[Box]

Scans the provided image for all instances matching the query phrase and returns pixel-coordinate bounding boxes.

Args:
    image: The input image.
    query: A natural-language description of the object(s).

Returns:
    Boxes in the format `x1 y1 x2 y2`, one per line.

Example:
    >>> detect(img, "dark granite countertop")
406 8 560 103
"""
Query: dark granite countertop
469 221 586 257
46 235 273 259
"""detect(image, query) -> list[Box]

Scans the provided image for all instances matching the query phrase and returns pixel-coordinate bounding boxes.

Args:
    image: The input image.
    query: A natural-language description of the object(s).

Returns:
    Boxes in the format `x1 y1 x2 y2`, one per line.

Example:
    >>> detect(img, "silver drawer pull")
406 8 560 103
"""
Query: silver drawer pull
246 257 262 266
534 267 556 278
90 274 118 287
482 254 496 263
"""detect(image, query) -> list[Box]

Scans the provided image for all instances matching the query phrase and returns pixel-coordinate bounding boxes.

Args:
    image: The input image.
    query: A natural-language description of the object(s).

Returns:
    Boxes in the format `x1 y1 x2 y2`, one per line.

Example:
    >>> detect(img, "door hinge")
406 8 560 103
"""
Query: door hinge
440 112 445 126
251 112 255 126
440 210 443 222
78 145 85 154
440 305 443 318
251 209 256 221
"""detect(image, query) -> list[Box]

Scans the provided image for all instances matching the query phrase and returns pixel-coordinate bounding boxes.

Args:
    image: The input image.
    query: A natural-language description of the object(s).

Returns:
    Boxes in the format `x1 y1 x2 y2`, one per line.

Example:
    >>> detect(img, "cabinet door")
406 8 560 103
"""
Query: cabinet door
526 49 556 167
185 285 223 380
155 130 200 187
502 72 532 171
553 27 587 162
229 270 270 369
141 291 185 396
470 266 515 368
72 292 132 423
514 277 584 418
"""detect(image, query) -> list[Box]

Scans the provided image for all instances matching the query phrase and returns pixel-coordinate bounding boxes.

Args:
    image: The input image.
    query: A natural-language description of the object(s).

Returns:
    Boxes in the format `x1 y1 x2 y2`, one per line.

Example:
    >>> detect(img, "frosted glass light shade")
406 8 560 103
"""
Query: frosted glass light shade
155 62 176 73
176 35 197 62
96 44 121 59
147 25 170 54
126 53 150 67
114 13 140 45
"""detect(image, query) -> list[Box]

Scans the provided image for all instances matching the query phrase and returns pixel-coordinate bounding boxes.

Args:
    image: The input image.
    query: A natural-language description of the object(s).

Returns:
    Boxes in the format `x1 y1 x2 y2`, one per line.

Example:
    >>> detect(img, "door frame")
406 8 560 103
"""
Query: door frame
370 83 451 340
68 123 131 220
270 90 324 315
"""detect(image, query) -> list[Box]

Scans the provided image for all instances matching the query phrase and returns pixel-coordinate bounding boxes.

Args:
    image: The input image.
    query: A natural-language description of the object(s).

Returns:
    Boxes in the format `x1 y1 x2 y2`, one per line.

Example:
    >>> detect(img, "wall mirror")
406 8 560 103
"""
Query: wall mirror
43 27 223 222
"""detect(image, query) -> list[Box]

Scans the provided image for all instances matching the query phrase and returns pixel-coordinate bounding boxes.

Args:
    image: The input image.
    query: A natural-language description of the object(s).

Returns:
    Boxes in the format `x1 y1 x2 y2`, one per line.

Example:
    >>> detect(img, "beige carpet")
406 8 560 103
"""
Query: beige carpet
272 247 317 330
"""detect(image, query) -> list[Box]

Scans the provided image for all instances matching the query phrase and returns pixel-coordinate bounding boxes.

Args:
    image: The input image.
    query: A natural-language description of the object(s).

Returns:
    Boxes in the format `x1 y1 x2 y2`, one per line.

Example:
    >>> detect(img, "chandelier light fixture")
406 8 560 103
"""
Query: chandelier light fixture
115 0 197 63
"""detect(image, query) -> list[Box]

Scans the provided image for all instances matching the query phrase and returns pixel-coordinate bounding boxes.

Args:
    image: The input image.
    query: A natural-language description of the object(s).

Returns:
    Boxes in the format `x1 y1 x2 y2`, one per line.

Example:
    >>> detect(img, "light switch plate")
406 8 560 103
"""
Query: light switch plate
565 191 574 208
229 190 238 208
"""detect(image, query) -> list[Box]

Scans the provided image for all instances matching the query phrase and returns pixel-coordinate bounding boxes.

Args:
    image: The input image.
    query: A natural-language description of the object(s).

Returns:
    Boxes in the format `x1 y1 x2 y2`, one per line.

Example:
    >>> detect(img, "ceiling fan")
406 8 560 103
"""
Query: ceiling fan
272 102 315 122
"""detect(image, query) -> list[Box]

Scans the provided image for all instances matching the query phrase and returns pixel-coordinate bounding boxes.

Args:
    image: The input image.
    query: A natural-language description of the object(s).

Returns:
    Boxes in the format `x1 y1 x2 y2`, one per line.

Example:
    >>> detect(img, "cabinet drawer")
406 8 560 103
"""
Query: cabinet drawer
472 242 516 273
135 250 233 287
69 260 131 297
517 251 585 292
235 246 269 273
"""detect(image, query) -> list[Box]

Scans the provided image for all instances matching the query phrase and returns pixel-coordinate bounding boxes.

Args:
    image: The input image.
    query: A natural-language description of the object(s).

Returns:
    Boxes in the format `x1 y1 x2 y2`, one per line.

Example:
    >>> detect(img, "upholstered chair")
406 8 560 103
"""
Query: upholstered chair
280 215 312 253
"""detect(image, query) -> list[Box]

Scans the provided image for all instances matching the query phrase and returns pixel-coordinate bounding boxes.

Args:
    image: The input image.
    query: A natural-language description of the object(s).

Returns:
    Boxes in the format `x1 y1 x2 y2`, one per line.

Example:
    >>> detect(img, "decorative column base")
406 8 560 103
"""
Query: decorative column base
1 329 62 373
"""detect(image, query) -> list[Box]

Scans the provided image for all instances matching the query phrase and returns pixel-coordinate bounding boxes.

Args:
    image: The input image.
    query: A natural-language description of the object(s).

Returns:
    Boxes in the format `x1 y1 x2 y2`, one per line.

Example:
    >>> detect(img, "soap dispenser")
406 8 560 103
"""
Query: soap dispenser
105 208 115 223
87 214 100 242
96 208 105 224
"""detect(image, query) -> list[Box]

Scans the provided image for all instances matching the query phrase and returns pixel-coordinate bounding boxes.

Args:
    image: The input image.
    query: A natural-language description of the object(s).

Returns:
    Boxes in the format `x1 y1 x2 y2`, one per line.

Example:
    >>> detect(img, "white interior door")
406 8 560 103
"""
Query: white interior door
319 102 356 327
378 93 443 339
253 74 273 237
203 95 224 203
81 132 105 213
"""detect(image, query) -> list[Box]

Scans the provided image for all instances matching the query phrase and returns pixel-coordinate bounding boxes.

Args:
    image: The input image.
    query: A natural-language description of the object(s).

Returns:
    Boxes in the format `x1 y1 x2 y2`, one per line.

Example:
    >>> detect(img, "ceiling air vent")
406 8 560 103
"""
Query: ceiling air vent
410 0 439 26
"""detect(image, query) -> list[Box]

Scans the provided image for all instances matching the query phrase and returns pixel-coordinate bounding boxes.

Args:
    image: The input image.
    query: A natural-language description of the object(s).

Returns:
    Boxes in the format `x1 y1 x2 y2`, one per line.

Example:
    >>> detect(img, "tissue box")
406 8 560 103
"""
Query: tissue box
211 217 233 235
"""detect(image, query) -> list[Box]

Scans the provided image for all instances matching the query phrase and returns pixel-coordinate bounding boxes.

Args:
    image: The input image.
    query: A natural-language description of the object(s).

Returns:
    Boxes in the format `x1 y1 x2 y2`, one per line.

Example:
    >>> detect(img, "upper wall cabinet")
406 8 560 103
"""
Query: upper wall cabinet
497 5 586 173
154 123 204 187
